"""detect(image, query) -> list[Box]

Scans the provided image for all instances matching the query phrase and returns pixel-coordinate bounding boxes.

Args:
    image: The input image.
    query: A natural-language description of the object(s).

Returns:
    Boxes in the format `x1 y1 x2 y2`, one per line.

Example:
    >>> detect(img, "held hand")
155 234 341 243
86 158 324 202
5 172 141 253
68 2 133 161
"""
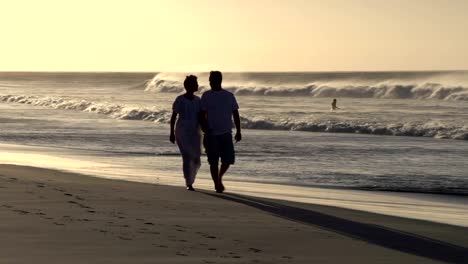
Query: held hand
234 132 242 142
169 133 176 144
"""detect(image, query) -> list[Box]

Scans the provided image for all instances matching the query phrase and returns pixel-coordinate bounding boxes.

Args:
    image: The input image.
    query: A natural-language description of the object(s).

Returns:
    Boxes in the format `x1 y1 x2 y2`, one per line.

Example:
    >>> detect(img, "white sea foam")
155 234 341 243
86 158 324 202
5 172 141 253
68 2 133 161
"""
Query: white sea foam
0 95 171 123
1 94 467 140
145 72 468 100
240 117 468 140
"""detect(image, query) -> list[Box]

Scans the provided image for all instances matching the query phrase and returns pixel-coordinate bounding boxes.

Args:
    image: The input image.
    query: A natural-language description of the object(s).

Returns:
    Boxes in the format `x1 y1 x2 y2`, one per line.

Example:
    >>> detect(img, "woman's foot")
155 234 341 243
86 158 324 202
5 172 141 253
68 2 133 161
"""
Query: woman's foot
186 185 195 191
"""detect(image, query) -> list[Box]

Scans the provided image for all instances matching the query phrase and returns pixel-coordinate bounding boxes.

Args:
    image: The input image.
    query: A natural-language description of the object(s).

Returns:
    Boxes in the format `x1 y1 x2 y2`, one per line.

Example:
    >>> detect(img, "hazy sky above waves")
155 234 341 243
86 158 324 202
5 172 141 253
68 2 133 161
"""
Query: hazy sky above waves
1 0 468 72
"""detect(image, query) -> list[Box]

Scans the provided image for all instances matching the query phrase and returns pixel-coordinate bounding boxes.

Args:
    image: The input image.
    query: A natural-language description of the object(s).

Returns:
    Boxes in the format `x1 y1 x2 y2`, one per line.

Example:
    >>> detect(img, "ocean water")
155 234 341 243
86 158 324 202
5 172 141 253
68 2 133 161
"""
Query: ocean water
0 71 467 195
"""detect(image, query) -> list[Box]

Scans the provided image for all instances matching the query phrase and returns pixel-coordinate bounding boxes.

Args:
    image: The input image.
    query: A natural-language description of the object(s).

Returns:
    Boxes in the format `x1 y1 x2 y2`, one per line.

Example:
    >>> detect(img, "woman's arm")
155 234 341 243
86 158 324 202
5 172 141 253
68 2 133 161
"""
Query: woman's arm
169 112 177 143
199 110 208 134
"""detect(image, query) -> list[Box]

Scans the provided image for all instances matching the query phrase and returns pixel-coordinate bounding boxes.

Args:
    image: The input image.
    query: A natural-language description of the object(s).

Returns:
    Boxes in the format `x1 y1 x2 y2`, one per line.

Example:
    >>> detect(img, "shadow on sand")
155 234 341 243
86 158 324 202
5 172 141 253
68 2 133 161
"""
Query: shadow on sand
201 191 468 263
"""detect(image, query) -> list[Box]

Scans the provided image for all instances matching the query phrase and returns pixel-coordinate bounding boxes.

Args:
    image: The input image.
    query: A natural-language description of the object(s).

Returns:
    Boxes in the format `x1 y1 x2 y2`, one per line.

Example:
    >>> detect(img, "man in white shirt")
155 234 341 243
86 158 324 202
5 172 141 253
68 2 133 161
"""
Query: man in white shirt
200 71 242 193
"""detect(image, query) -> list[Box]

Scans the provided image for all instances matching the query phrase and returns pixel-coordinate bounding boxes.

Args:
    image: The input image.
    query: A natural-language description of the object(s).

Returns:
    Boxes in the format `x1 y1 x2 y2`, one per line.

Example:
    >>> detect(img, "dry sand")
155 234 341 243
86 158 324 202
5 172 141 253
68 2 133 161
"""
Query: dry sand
1 164 467 263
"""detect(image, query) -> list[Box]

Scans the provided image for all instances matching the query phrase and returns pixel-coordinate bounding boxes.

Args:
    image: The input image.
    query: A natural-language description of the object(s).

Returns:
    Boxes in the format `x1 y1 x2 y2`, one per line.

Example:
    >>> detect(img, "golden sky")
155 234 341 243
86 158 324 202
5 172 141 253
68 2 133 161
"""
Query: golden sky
1 0 468 72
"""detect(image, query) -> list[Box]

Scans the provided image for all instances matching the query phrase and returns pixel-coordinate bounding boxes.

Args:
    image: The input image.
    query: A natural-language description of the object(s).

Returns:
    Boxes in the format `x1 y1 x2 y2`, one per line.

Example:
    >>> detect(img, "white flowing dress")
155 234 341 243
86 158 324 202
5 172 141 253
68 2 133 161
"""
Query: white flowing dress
172 95 202 185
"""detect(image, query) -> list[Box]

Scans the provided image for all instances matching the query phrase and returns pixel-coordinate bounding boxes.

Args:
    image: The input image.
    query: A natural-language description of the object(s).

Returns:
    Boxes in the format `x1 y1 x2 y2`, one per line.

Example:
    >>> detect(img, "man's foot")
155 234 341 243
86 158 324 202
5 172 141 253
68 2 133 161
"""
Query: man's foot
215 182 225 193
186 185 195 191
214 183 223 193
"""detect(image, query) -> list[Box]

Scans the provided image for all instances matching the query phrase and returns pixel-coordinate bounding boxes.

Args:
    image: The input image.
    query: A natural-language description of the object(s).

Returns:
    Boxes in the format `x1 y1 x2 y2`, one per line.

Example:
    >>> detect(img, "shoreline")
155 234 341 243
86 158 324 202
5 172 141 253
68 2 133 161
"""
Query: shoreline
1 164 468 263
1 140 468 228
1 141 468 196
2 141 468 196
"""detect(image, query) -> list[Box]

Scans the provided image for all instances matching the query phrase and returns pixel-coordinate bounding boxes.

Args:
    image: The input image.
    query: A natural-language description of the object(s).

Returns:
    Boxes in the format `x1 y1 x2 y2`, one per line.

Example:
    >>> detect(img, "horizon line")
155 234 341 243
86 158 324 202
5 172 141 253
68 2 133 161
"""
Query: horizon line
1 69 468 74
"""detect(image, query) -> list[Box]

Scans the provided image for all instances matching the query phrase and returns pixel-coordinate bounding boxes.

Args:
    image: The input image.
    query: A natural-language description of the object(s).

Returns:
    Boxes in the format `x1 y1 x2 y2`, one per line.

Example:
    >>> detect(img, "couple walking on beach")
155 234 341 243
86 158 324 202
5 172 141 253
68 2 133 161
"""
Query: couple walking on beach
169 71 242 193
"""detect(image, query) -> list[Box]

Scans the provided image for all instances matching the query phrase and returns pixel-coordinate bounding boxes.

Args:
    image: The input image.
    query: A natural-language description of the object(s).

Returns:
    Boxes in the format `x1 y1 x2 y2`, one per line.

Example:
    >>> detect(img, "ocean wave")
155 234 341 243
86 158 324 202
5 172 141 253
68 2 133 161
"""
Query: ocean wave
144 72 468 100
1 94 467 140
0 95 171 123
240 117 468 140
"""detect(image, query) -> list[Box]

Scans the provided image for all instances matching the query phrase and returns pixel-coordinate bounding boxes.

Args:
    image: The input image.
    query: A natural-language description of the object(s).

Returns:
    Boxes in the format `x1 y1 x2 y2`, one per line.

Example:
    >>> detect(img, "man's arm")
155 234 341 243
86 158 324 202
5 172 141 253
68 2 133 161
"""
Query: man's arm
233 110 241 142
169 112 177 143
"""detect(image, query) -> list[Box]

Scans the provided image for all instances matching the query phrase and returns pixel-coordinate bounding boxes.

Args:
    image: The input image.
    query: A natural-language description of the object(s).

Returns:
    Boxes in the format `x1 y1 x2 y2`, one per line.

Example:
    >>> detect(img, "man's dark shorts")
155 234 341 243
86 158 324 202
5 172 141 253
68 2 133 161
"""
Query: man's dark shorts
204 133 235 165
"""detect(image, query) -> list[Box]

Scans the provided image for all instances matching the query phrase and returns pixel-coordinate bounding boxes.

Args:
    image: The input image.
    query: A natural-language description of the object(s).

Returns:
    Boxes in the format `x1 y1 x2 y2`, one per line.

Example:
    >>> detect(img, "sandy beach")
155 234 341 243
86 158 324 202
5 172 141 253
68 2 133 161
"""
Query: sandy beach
1 164 467 263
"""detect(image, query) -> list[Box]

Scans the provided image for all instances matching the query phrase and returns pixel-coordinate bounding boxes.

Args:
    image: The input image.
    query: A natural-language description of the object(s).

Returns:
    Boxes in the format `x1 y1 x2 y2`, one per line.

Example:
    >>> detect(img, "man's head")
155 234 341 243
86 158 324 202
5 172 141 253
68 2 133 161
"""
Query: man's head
209 71 222 90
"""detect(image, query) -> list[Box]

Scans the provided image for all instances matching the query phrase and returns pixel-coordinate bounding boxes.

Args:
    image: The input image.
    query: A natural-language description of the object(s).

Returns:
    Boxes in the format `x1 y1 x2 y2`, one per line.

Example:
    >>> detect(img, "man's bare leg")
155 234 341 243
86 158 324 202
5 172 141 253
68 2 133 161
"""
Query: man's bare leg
210 164 219 190
218 163 230 192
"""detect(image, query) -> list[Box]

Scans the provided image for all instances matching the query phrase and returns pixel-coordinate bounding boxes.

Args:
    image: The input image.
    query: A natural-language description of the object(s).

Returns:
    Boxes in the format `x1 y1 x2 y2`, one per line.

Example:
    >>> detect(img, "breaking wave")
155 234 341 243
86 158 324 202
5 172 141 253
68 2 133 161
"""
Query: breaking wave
144 71 468 100
1 94 467 140
0 95 171 123
240 117 468 140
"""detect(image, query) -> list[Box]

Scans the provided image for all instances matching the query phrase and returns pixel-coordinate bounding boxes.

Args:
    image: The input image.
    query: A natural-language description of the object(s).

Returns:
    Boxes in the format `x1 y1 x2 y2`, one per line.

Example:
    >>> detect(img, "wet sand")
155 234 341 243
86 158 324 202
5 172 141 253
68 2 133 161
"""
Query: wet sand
1 164 467 263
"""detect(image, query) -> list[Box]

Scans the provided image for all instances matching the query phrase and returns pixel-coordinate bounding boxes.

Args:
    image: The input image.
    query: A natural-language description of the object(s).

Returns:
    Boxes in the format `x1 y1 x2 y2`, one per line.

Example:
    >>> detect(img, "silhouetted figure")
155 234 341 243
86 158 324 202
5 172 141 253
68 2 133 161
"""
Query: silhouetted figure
331 98 340 111
170 75 201 191
200 71 242 193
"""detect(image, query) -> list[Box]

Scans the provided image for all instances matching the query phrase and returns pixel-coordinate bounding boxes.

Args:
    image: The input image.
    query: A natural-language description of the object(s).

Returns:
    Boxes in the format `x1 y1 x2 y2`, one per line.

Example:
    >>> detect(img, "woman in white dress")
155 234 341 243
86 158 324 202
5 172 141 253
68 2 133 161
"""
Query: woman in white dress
169 75 202 191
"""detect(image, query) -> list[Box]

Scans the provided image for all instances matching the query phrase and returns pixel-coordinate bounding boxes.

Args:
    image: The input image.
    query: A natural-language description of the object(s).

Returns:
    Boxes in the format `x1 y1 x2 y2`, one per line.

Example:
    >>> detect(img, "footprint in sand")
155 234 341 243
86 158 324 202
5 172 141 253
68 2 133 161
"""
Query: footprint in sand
13 209 30 215
248 248 262 253
64 193 73 196
153 244 168 248
92 228 109 234
67 200 92 209
144 222 154 226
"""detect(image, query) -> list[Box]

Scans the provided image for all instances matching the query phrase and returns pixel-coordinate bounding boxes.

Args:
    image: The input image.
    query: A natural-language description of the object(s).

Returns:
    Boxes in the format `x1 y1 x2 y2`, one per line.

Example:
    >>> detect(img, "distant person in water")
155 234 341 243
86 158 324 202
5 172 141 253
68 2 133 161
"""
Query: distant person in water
170 75 202 191
331 98 340 111
200 71 242 193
